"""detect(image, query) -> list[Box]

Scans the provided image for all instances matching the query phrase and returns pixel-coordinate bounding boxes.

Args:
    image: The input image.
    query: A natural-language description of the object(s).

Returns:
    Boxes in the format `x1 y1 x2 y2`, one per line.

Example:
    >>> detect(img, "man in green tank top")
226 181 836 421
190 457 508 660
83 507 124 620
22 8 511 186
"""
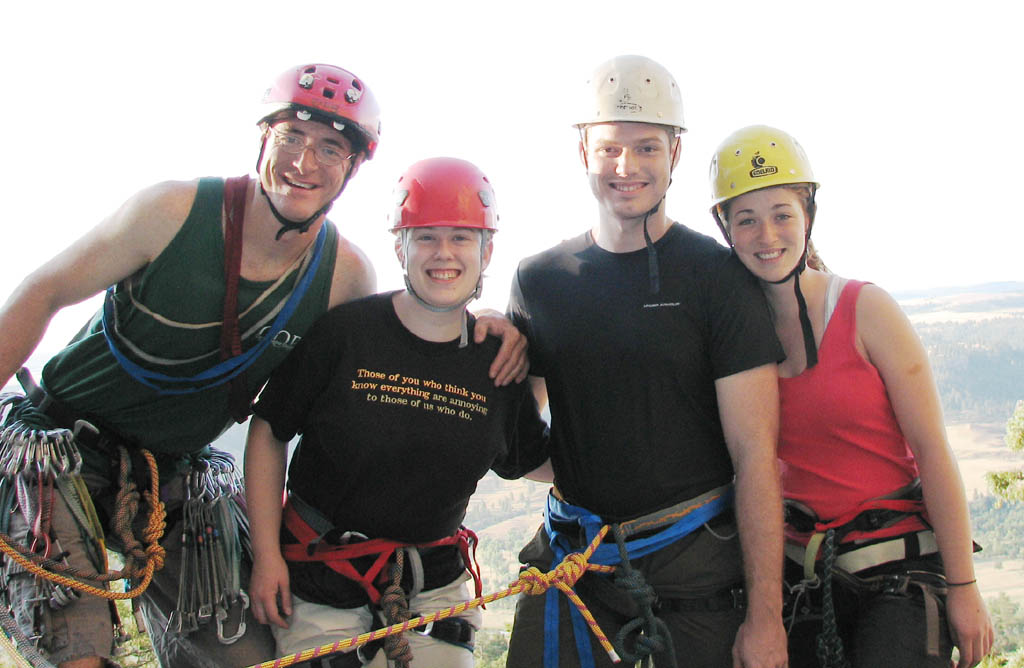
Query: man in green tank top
0 64 527 668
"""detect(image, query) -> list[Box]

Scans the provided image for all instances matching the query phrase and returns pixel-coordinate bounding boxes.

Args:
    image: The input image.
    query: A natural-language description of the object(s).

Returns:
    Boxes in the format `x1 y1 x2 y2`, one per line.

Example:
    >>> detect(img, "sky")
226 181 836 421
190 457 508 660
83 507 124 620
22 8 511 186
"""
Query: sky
1 0 1021 369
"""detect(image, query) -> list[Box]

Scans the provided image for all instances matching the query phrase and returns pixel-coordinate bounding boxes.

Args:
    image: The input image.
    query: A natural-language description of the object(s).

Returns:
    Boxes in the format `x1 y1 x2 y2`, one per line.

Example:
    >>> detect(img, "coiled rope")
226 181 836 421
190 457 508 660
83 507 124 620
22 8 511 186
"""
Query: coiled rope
380 550 413 667
610 524 676 667
0 445 166 667
0 446 166 600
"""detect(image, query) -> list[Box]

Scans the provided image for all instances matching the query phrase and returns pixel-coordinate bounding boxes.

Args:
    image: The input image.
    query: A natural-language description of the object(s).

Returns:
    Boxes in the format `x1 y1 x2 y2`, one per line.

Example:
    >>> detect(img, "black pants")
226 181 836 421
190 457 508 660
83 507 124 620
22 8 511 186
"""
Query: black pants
506 519 745 668
785 557 952 668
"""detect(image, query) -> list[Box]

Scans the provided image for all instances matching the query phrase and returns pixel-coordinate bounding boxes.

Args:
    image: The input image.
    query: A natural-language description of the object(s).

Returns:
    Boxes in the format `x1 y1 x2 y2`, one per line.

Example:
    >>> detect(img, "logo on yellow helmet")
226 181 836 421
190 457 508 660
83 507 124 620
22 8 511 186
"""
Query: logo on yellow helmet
749 152 778 179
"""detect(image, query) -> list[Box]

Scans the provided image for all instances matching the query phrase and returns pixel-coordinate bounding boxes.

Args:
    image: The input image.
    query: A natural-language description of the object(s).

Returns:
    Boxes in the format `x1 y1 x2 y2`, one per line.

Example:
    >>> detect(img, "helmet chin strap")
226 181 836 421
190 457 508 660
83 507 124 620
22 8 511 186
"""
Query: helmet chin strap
259 182 333 240
768 249 818 369
402 277 478 349
255 137 356 241
400 231 487 348
642 195 666 295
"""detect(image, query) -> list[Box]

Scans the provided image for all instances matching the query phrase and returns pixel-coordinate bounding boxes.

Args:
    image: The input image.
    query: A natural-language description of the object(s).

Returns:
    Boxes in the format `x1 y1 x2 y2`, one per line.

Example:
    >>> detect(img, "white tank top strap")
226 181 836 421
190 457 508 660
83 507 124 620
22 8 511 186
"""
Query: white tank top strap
823 274 849 329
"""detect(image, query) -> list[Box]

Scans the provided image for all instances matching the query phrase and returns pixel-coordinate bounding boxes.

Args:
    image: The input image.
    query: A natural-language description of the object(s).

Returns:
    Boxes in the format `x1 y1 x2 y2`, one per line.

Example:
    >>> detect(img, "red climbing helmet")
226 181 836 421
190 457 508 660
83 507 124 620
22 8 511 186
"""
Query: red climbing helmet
260 63 381 159
390 157 498 232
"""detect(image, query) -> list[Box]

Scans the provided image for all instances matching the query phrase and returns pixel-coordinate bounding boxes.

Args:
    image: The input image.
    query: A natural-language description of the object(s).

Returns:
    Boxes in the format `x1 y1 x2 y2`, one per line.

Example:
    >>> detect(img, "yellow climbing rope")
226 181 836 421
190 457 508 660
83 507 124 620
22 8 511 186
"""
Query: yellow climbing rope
247 524 622 668
0 448 166 601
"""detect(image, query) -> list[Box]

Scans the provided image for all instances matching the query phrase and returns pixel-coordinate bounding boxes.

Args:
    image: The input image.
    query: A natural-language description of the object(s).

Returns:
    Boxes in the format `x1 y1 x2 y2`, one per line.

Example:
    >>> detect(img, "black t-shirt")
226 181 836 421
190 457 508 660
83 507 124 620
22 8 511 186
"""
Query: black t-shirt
509 223 782 522
253 292 548 606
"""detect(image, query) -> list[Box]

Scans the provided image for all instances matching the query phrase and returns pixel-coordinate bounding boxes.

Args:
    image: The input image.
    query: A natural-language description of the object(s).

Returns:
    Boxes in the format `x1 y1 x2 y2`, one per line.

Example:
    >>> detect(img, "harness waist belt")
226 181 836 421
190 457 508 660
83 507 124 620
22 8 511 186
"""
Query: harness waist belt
541 484 735 668
281 495 481 605
785 529 938 575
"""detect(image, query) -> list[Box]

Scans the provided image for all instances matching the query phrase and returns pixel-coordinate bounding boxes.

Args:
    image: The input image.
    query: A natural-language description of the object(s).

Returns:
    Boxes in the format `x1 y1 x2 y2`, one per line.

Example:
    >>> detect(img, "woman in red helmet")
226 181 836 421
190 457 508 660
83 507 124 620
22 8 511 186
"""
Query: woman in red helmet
709 126 993 668
245 157 549 668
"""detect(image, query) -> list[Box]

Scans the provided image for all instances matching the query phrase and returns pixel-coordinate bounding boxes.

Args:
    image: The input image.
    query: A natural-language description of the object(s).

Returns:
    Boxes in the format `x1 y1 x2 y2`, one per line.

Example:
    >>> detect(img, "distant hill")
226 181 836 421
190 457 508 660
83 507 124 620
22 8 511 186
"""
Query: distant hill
890 284 1024 424
897 283 1024 323
893 281 1024 300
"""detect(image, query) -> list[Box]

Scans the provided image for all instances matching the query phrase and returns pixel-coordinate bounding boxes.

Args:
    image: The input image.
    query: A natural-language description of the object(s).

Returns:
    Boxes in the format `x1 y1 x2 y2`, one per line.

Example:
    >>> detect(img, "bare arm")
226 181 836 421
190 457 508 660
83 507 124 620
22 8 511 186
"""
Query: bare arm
716 363 787 668
856 285 992 667
244 416 292 629
0 181 198 387
521 375 553 482
326 235 376 308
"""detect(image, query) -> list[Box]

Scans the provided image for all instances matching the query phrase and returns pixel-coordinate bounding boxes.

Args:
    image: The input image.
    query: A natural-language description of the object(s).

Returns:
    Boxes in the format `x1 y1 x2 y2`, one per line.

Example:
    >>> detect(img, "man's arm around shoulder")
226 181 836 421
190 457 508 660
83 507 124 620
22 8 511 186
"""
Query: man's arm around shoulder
715 362 787 668
0 180 199 387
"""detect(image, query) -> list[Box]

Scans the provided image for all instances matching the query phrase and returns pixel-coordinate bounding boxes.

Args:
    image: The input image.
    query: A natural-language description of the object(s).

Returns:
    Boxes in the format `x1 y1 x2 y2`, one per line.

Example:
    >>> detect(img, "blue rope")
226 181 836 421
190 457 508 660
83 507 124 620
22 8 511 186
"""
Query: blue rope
101 224 326 395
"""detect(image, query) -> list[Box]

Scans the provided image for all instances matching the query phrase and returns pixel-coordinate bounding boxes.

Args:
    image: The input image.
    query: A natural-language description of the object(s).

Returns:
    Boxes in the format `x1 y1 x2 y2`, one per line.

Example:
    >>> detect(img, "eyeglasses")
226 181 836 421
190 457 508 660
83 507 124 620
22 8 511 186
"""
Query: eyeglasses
268 127 356 166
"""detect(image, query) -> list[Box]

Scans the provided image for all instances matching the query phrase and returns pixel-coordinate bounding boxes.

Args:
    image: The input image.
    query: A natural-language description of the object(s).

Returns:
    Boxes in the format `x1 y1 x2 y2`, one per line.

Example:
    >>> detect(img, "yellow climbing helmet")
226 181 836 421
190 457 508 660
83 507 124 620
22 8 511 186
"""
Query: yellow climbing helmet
709 125 817 207
574 55 687 134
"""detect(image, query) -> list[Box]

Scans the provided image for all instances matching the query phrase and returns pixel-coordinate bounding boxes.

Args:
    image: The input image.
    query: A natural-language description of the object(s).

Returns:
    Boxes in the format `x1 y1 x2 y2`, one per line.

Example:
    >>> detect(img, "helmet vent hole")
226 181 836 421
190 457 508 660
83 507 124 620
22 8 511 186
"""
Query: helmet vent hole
322 88 336 99
734 150 741 156
303 66 316 74
770 141 777 147
326 76 340 84
351 80 363 91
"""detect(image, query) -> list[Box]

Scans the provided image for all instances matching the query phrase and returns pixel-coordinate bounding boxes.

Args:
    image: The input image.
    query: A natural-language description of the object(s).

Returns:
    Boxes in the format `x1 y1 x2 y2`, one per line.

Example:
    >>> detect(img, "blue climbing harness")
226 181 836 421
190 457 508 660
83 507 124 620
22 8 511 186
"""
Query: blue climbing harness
541 484 734 668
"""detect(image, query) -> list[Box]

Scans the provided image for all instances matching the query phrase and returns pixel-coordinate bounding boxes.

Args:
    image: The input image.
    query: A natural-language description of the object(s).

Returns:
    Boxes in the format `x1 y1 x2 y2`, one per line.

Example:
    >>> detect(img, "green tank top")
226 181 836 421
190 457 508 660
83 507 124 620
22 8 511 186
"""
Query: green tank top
42 177 339 455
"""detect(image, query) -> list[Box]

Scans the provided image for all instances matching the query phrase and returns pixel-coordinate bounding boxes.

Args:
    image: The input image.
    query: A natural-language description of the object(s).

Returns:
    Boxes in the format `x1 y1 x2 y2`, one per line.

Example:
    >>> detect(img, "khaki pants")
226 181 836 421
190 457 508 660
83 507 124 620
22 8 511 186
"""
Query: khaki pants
273 571 482 667
3 461 276 667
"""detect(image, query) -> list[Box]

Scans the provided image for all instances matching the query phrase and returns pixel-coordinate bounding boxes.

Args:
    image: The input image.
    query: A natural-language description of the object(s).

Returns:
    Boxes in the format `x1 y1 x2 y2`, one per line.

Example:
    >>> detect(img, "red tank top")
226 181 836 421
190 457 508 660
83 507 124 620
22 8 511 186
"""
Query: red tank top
779 279 925 544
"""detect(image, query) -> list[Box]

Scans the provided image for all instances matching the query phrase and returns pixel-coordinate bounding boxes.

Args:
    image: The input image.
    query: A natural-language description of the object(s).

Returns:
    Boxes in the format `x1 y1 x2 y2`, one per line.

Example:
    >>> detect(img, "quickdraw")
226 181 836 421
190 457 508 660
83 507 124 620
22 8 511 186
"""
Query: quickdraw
0 404 166 668
167 450 251 645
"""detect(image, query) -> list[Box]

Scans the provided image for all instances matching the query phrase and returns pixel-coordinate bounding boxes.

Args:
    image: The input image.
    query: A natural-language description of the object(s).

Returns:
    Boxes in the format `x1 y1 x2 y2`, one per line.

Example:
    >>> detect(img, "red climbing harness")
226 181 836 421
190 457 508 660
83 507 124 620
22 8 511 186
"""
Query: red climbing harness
280 497 482 605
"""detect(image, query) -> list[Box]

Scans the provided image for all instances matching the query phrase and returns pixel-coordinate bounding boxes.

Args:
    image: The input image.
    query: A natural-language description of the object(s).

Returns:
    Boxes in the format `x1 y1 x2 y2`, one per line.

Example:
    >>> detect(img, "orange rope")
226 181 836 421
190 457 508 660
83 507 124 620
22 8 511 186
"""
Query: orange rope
0 449 166 601
246 524 622 668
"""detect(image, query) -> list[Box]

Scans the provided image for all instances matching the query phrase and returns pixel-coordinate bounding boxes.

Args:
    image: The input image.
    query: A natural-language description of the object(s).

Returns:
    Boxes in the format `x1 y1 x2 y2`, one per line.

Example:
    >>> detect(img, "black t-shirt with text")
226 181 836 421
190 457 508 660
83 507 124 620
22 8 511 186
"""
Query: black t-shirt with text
253 292 548 607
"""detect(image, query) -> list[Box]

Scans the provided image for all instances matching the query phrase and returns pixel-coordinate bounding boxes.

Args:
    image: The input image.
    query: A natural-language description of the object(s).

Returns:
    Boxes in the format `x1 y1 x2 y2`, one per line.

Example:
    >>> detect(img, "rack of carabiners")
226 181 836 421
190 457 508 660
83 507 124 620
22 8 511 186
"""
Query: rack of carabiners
245 525 622 668
0 392 168 668
0 393 85 668
169 449 252 644
0 397 85 625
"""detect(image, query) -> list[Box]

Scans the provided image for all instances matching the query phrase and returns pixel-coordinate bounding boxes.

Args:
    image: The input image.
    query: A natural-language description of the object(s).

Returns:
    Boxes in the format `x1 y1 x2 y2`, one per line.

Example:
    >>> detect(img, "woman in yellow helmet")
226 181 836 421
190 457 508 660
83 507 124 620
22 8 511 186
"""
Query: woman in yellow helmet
710 126 992 668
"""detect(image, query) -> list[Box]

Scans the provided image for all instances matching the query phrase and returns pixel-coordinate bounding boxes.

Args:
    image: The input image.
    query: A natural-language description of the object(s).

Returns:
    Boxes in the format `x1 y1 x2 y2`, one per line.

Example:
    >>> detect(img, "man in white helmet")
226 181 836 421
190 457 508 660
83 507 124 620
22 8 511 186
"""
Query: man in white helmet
505 55 787 668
